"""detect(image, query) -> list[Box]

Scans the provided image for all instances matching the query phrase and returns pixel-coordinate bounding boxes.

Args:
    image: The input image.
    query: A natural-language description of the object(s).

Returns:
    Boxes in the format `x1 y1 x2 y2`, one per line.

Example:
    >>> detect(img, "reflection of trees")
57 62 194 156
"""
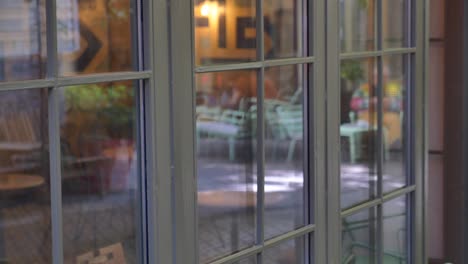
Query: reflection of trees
62 83 135 156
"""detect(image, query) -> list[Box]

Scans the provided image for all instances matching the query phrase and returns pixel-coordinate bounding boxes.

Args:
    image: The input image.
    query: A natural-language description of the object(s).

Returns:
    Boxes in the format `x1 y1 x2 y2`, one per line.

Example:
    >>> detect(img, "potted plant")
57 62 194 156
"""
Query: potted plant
64 83 135 139
63 83 135 192
340 60 364 123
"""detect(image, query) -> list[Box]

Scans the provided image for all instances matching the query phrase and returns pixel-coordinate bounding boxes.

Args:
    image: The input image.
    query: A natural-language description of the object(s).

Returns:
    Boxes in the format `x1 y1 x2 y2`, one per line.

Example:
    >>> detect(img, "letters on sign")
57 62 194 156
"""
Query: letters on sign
196 16 273 50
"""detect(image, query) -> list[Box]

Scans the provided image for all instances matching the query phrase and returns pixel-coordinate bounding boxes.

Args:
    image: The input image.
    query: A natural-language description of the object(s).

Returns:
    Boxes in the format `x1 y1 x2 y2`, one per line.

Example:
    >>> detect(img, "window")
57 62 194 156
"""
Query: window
0 0 427 263
0 0 147 263
193 0 313 262
338 0 419 263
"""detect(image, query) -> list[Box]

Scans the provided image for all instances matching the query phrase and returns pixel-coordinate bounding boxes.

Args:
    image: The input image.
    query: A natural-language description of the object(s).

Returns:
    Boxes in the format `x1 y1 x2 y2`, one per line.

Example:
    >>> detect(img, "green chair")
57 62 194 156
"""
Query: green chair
340 112 389 163
275 105 303 162
342 215 407 264
196 106 222 121
196 108 255 161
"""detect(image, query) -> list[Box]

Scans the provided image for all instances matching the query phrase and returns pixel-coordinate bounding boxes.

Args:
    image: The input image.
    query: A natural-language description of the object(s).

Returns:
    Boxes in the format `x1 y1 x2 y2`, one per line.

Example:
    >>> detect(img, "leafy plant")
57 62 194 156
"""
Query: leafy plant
341 60 364 82
358 0 368 9
65 84 135 138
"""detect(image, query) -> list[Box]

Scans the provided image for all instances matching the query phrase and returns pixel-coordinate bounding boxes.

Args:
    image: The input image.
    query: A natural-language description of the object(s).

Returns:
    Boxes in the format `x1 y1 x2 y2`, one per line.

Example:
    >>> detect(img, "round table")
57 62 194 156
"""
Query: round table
198 190 287 253
198 190 287 208
0 174 44 191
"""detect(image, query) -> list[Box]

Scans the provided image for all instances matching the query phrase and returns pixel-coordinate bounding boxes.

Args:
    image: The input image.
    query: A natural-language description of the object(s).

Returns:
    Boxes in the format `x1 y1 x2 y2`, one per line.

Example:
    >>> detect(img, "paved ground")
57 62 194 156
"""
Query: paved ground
196 138 408 263
0 138 407 264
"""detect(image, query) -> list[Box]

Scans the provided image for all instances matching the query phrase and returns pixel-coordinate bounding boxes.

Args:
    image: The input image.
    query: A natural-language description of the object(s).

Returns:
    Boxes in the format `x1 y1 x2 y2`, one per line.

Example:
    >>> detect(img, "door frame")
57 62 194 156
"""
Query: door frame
162 0 429 263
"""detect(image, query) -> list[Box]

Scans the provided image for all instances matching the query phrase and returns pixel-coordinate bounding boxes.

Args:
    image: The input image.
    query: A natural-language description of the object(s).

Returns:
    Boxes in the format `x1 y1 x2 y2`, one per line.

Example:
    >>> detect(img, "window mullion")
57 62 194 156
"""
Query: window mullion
48 87 64 264
145 0 174 262
45 0 63 263
414 0 428 262
170 0 198 262
376 54 384 264
376 1 384 262
313 0 327 262
325 0 342 261
255 0 265 262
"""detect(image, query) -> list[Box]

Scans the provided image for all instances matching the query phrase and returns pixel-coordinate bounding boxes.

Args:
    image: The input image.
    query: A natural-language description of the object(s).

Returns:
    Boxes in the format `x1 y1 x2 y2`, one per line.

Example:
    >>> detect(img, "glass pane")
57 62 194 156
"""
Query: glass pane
196 70 257 263
60 82 139 263
340 0 375 53
264 236 306 263
264 0 305 59
194 0 257 65
383 0 410 49
340 58 377 209
57 0 134 75
264 65 307 239
342 207 378 263
0 0 46 81
0 90 50 263
383 196 409 263
382 55 407 193
238 256 257 264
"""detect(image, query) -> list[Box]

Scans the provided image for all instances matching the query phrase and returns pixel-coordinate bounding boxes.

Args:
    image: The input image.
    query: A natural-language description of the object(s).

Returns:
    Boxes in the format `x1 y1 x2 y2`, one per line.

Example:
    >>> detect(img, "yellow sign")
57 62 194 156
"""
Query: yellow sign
61 0 110 74
194 0 273 64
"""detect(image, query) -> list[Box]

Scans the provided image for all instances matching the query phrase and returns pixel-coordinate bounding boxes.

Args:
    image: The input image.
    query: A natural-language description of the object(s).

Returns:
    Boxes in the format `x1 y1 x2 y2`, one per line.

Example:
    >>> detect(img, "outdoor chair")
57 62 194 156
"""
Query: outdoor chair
342 215 406 264
275 105 303 162
196 108 255 161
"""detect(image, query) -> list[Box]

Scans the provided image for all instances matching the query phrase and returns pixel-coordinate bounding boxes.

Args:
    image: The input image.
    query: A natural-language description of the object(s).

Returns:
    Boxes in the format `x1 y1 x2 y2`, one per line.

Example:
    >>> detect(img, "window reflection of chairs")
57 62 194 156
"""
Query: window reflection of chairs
342 215 406 264
197 107 256 161
275 105 303 162
0 99 51 263
0 110 40 144
197 97 304 162
0 110 43 170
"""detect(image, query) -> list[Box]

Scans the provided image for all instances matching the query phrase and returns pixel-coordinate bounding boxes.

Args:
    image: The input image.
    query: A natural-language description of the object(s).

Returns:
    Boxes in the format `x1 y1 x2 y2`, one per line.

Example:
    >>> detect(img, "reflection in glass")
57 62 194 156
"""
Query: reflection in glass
238 256 256 264
0 90 50 263
0 0 47 81
57 0 134 75
340 59 377 209
383 196 408 263
382 55 407 193
342 208 378 263
339 0 375 53
264 236 306 264
194 0 256 65
383 0 409 49
264 65 306 239
196 70 257 263
60 82 139 263
264 0 305 58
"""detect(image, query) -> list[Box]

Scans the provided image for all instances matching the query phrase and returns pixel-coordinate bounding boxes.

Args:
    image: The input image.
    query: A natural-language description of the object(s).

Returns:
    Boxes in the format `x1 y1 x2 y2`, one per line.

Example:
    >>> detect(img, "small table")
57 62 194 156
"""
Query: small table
0 173 44 191
340 123 376 163
198 190 286 253
0 142 42 151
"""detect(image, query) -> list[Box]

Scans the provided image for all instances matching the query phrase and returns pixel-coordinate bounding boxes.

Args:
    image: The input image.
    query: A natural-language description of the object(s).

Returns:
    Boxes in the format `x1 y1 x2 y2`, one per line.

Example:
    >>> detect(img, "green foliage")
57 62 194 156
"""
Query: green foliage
341 60 364 82
65 84 134 110
65 84 135 138
358 0 368 9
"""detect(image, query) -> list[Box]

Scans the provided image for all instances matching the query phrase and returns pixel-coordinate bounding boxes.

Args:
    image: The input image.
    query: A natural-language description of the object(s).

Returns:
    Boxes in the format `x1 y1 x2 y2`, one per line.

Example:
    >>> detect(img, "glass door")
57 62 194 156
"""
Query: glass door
333 0 427 263
192 0 315 263
174 0 428 263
